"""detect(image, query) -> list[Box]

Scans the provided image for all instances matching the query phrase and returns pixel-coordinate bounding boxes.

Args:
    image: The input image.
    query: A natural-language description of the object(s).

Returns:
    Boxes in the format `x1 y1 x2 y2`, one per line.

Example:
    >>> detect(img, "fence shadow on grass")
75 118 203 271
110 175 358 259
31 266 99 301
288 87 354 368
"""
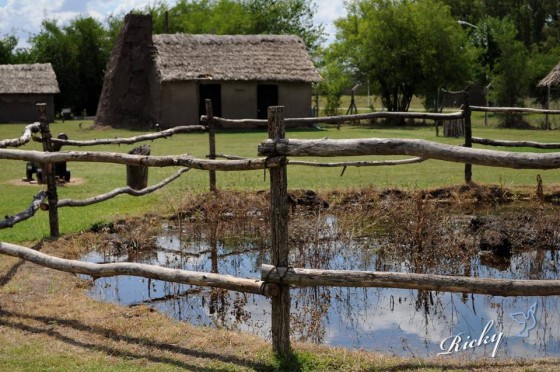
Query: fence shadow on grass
0 308 272 371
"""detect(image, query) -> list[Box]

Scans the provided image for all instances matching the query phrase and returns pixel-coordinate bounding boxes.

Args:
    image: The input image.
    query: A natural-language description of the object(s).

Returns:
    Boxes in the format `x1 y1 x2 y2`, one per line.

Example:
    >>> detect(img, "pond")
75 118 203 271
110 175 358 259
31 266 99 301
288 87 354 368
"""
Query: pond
81 206 560 360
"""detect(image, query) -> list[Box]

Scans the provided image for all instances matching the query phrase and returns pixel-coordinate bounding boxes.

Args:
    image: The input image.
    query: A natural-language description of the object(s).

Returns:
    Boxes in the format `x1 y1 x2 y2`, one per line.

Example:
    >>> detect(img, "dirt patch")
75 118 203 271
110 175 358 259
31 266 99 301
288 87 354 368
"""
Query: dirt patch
6 177 86 187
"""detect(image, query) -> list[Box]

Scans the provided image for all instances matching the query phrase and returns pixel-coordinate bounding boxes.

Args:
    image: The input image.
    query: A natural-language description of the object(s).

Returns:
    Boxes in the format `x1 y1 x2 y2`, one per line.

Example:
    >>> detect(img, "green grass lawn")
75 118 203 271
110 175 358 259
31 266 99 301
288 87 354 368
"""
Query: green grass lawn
2 115 560 243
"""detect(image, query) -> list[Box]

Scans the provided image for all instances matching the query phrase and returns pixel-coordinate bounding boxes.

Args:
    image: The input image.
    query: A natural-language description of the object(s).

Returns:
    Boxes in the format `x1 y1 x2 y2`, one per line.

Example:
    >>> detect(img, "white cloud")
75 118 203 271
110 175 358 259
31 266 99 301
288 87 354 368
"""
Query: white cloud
313 0 346 44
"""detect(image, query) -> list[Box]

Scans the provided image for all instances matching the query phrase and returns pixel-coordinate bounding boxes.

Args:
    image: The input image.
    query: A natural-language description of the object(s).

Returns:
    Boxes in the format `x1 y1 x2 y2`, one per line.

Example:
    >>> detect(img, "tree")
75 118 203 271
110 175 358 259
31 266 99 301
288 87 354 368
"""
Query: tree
333 0 472 117
244 0 324 52
28 17 111 115
317 45 350 116
66 17 111 116
475 18 529 106
146 0 324 52
466 17 529 126
29 20 79 114
0 35 17 64
527 46 560 107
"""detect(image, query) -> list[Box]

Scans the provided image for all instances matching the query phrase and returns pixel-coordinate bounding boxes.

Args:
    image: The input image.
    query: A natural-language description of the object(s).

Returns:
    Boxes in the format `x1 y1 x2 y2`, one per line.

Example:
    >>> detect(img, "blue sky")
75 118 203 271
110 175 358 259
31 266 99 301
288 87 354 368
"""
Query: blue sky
0 0 345 48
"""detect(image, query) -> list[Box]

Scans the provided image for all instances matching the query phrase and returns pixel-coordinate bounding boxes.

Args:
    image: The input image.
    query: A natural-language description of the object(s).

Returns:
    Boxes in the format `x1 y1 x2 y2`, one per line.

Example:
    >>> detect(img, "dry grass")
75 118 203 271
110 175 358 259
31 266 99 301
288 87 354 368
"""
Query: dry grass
3 187 560 370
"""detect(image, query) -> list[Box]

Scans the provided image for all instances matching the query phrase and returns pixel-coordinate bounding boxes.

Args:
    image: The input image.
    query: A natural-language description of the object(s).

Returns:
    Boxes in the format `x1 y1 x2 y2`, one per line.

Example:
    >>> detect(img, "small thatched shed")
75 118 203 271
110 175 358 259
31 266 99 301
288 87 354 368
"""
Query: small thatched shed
538 62 560 88
0 63 59 123
96 13 321 129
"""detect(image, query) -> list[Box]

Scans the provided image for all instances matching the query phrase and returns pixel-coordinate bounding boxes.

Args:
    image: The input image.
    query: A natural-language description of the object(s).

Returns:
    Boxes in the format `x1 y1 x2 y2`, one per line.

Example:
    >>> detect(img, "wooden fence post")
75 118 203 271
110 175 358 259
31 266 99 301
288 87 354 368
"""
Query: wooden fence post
37 103 60 237
463 90 472 183
206 99 217 192
267 106 291 356
126 144 150 190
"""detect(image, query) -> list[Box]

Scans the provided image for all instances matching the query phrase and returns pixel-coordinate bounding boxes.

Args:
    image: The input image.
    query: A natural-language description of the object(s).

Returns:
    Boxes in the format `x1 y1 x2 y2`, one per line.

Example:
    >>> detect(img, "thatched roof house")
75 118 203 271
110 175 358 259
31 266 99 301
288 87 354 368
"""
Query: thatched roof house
153 34 321 83
0 63 59 122
96 14 321 129
538 62 560 87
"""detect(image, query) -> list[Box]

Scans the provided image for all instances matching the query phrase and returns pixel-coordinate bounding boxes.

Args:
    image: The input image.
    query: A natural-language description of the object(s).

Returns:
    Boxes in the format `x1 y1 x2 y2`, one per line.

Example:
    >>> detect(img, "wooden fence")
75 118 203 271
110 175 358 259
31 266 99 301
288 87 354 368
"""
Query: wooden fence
4 103 560 356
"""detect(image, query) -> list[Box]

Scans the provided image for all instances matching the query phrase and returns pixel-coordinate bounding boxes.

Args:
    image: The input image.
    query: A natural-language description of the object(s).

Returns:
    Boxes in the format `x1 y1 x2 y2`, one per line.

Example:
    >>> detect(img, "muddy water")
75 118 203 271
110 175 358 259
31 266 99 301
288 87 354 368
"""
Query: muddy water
82 215 560 359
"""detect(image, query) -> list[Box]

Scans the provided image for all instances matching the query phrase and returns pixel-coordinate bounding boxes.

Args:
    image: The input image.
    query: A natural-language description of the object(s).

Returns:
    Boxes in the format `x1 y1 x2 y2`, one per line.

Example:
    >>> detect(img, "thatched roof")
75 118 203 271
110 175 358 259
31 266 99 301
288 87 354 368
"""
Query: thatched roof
152 34 321 83
0 63 60 94
538 62 560 87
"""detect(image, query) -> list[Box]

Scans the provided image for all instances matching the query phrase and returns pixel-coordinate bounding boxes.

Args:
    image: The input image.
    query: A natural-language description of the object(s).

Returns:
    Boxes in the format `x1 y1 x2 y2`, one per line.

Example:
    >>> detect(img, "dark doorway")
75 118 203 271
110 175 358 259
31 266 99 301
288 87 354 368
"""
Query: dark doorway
257 84 278 119
199 84 222 121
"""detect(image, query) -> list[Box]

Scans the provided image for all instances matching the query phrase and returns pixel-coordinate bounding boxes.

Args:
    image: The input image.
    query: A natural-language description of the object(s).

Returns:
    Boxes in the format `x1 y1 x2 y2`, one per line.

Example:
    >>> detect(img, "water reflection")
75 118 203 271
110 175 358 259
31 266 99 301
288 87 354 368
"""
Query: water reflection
82 213 560 359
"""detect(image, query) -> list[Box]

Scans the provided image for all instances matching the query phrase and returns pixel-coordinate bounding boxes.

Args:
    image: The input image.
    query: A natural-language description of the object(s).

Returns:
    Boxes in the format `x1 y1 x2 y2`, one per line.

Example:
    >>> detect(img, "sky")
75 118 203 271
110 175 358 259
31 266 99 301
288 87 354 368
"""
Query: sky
0 0 346 48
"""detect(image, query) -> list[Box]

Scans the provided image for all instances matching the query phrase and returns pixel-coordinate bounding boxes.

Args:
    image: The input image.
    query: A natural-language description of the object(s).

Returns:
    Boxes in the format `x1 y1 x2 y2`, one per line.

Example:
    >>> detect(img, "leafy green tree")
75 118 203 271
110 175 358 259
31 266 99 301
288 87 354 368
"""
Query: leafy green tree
476 18 529 107
527 46 560 107
244 0 324 52
146 0 324 52
28 17 111 115
442 0 560 50
317 46 350 116
333 0 472 116
29 20 79 113
66 17 111 116
0 35 17 64
468 17 529 126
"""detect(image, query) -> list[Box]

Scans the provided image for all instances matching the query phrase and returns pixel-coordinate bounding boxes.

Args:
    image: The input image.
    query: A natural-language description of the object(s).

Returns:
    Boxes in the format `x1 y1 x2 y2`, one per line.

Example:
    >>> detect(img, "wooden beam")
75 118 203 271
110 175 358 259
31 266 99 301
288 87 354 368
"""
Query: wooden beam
258 138 560 169
0 149 284 171
50 125 207 147
214 154 426 167
261 265 560 297
58 168 190 208
0 242 278 296
472 137 560 149
0 122 40 148
471 106 560 114
206 99 217 192
268 106 292 356
201 110 465 127
463 91 472 183
0 191 47 229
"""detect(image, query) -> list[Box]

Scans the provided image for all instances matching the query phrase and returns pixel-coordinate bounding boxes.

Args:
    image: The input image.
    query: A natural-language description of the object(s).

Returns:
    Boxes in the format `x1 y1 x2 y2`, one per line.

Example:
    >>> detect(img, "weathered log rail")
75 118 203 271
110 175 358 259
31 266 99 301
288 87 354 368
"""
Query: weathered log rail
0 148 281 171
214 153 427 167
261 265 560 297
50 125 206 147
469 106 560 150
0 242 277 296
0 122 40 148
0 190 47 229
58 168 191 207
471 106 560 114
472 137 560 149
201 110 464 127
258 138 560 169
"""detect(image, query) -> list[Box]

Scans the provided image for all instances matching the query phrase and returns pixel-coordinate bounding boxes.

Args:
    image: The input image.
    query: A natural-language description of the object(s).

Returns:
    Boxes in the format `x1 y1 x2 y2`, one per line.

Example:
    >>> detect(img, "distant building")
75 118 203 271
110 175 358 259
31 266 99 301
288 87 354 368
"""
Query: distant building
96 14 321 129
538 61 560 89
0 63 60 123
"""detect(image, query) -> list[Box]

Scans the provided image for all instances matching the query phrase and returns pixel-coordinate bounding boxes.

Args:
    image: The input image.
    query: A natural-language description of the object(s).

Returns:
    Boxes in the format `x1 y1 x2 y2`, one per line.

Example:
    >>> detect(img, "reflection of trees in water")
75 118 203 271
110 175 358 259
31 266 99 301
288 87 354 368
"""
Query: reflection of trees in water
89 203 560 356
291 287 331 343
190 211 560 352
